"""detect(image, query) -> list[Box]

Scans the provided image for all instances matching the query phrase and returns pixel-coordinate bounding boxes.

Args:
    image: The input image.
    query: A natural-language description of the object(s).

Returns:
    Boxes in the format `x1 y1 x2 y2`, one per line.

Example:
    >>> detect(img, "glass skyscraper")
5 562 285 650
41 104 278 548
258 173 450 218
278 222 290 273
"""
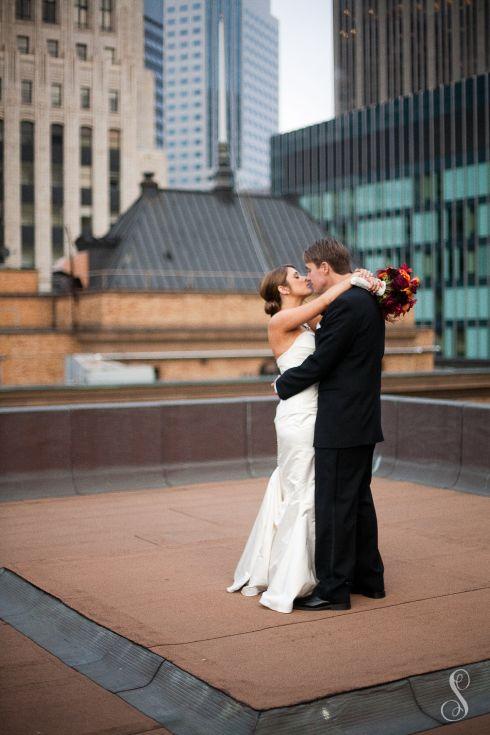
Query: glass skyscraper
163 0 278 191
144 0 165 149
271 73 490 361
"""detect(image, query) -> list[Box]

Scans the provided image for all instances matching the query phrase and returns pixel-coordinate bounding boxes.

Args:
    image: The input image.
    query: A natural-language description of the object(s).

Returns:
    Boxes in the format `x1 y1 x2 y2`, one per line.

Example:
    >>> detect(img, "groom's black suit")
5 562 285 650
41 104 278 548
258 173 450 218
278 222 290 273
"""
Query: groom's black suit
275 286 385 603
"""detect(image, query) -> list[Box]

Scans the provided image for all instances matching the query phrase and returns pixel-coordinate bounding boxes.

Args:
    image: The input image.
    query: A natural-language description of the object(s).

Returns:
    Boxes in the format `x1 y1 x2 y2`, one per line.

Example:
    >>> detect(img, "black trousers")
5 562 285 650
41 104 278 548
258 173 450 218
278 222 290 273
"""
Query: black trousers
314 444 384 602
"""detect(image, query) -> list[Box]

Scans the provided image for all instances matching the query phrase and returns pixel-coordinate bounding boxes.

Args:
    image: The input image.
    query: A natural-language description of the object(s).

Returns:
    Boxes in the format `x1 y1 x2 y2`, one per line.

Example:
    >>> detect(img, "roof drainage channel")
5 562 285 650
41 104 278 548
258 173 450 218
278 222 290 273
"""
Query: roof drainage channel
0 568 488 735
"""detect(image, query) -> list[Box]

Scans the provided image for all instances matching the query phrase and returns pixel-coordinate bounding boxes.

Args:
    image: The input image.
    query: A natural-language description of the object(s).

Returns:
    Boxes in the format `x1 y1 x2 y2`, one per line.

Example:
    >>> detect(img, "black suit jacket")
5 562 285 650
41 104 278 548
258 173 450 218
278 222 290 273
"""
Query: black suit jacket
275 287 385 449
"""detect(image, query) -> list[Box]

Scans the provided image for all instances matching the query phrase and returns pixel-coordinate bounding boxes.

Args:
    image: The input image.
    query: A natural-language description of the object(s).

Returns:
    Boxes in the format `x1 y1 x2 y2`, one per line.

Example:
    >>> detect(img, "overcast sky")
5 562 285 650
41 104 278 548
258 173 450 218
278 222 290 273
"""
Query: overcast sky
270 0 334 133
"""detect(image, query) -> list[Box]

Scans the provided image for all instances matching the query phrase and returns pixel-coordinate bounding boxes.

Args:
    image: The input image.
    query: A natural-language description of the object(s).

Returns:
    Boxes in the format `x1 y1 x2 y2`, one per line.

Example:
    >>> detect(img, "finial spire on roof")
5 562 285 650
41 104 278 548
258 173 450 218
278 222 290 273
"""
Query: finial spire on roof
212 12 234 194
140 171 159 196
218 12 227 146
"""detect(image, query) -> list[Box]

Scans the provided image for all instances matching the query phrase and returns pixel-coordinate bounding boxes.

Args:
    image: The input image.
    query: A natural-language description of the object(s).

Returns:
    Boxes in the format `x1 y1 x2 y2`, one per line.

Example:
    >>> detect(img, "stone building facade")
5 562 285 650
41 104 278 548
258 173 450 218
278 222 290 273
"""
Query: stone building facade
0 0 166 292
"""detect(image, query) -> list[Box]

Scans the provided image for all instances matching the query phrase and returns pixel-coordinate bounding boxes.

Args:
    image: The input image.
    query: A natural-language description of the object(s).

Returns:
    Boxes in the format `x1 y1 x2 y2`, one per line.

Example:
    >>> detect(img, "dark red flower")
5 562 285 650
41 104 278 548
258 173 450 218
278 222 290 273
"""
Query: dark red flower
375 263 420 322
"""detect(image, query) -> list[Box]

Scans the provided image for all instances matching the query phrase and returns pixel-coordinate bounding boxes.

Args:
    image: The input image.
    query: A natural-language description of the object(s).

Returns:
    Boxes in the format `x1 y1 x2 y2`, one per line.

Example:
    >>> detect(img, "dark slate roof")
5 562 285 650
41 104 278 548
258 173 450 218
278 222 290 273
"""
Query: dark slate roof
87 187 325 292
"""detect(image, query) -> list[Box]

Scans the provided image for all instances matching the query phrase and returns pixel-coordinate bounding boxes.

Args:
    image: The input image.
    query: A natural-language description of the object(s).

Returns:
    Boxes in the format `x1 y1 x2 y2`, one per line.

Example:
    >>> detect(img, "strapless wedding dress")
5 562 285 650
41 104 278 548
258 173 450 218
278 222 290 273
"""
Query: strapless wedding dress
227 329 318 613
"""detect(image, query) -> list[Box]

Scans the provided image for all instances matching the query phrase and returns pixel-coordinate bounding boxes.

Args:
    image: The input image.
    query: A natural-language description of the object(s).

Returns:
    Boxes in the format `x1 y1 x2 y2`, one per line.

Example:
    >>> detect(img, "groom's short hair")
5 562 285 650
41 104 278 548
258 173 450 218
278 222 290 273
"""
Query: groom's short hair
304 237 351 274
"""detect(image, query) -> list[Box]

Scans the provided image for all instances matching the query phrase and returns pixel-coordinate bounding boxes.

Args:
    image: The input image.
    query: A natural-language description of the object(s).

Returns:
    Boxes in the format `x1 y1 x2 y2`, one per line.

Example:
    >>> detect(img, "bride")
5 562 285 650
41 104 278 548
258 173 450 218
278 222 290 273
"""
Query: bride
227 264 378 613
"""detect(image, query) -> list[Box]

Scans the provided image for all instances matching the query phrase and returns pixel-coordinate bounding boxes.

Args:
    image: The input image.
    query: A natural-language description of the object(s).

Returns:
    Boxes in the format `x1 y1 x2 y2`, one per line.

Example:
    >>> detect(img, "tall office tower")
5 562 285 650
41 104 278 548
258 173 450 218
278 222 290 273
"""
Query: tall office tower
0 0 165 292
334 0 490 114
144 0 164 148
163 0 278 191
272 72 490 361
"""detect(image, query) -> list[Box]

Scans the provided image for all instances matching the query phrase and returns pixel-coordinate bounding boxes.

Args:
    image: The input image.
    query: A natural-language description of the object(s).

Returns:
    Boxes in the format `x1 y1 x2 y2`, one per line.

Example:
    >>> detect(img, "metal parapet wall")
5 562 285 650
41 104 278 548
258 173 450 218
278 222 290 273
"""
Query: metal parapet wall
374 396 489 496
0 396 488 501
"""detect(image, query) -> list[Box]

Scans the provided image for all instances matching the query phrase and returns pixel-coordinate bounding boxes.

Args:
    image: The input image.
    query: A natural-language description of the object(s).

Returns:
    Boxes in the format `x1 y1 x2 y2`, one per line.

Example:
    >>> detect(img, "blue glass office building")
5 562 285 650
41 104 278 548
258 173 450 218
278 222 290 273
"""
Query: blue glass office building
271 73 490 360
144 0 164 148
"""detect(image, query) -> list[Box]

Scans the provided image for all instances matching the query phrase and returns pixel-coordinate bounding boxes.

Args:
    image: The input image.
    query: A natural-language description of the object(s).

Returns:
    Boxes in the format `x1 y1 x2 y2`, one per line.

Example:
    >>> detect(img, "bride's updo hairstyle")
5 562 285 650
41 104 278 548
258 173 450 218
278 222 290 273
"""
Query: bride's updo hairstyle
259 264 294 316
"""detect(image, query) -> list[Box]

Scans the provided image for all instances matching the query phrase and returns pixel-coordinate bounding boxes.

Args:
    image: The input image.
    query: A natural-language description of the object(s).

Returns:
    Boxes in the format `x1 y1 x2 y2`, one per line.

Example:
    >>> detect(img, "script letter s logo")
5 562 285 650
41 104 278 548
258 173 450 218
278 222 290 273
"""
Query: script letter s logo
440 668 470 722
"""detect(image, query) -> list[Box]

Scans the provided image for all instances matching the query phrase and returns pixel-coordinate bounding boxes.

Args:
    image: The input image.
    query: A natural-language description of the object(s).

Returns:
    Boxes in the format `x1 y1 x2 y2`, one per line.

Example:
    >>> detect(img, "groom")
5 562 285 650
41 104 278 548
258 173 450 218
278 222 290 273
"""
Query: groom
275 237 385 611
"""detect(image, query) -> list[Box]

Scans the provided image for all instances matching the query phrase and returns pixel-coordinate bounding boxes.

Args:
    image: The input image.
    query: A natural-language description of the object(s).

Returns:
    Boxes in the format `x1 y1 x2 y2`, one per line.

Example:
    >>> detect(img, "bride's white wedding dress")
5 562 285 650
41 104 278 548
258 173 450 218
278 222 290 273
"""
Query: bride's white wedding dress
227 328 318 613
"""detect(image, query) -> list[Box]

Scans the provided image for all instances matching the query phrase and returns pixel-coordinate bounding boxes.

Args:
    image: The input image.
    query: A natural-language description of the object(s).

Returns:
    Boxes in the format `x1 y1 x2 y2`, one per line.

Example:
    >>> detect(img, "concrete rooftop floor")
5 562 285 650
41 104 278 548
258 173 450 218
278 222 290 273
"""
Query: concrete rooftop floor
0 476 489 733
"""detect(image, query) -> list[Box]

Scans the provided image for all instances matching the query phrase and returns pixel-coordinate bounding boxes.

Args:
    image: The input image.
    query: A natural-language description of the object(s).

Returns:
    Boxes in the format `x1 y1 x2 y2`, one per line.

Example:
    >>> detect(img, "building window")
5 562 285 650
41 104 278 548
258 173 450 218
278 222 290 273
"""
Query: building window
108 89 118 112
100 0 114 31
80 86 90 108
17 36 30 54
76 43 87 60
47 39 59 56
16 0 32 20
0 120 4 257
21 80 32 105
80 126 92 236
43 0 57 24
105 46 115 63
80 216 92 236
51 83 62 107
75 0 89 29
80 126 92 166
108 129 120 220
20 121 35 267
51 124 64 259
80 187 92 205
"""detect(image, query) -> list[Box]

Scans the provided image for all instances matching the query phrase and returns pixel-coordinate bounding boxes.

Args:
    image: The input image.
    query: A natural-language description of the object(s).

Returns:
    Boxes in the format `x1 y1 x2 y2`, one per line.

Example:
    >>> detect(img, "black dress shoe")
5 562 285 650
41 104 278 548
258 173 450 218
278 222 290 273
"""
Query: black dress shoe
293 594 351 611
350 586 386 599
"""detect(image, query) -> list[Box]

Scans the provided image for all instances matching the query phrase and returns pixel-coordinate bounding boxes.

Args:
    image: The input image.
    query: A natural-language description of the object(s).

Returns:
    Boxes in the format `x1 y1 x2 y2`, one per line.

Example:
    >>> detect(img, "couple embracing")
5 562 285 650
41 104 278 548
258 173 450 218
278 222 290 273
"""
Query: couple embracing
227 237 386 613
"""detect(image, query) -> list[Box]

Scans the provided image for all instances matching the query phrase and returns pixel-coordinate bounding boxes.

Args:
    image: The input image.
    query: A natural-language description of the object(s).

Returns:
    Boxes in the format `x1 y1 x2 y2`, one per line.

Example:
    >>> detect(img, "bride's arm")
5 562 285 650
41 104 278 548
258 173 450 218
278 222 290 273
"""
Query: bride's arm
270 269 375 333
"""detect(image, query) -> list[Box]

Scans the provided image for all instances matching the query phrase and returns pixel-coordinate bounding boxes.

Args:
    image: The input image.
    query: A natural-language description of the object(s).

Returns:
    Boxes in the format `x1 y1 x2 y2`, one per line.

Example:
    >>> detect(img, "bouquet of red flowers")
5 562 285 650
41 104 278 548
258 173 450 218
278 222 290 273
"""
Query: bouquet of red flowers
375 264 420 322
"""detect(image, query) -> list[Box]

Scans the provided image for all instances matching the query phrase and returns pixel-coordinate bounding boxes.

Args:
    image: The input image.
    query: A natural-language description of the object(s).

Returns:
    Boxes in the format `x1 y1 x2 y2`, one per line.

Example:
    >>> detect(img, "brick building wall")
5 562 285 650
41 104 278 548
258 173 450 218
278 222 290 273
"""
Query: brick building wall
0 270 436 386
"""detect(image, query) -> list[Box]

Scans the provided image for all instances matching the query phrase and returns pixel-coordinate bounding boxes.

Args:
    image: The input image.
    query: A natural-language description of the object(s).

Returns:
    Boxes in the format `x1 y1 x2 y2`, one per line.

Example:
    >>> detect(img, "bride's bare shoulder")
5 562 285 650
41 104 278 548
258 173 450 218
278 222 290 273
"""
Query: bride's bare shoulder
268 312 283 330
267 315 285 350
269 307 300 330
